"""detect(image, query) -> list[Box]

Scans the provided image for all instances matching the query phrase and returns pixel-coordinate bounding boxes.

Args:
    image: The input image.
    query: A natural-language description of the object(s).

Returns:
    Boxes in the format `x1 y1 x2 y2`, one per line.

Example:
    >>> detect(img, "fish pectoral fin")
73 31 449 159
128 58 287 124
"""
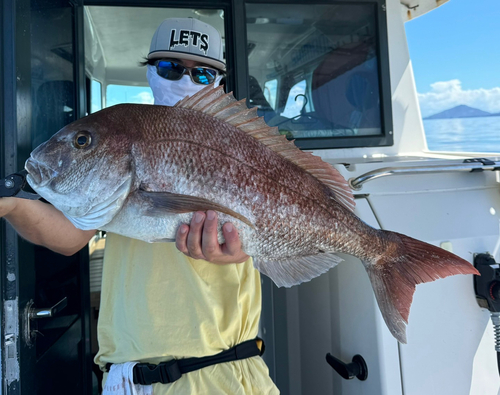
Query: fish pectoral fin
137 189 254 228
253 253 343 288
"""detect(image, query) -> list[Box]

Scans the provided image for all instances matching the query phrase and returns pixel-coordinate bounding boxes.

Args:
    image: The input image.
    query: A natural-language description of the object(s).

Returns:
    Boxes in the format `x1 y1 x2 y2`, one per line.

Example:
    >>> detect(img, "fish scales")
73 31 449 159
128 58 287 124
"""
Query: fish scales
132 104 429 268
135 106 329 203
127 105 343 258
24 85 479 344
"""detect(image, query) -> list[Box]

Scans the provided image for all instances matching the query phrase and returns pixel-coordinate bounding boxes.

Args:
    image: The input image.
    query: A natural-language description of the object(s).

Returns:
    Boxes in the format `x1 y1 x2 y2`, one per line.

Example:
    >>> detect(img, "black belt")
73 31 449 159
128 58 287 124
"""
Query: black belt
105 338 264 385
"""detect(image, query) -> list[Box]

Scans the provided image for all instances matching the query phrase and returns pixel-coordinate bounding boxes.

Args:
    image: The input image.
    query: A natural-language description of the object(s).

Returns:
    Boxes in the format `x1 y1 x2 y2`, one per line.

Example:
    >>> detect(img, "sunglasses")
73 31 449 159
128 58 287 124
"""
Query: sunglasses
155 60 219 85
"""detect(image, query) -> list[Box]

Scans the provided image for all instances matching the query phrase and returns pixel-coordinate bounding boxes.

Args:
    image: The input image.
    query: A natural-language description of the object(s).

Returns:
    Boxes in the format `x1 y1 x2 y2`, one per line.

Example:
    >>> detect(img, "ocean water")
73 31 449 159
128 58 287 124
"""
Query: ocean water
424 116 500 153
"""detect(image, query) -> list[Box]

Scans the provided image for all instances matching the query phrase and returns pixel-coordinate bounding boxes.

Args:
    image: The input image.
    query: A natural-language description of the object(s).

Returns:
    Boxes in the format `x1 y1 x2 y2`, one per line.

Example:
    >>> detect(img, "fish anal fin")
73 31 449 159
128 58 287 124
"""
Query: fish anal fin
137 189 254 228
174 85 355 212
364 230 480 344
254 253 342 288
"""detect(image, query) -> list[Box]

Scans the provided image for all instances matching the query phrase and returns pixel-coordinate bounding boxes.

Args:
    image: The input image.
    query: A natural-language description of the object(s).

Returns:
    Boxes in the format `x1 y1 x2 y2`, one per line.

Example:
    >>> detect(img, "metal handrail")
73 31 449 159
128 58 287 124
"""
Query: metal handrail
348 159 500 190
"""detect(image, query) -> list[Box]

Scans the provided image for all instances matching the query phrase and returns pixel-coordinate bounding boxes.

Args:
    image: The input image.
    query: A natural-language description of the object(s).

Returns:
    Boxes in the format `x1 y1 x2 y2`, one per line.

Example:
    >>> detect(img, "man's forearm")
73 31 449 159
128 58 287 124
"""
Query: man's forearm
4 199 95 256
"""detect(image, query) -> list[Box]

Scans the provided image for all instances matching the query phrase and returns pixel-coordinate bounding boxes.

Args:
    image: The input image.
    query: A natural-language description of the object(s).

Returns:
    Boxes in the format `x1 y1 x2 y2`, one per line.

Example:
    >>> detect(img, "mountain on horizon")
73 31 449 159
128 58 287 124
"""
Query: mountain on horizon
424 105 494 120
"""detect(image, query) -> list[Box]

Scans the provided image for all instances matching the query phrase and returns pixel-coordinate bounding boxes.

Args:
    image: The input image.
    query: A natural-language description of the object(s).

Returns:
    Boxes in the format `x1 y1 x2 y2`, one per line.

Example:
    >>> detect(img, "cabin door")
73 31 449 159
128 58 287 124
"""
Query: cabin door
1 0 92 394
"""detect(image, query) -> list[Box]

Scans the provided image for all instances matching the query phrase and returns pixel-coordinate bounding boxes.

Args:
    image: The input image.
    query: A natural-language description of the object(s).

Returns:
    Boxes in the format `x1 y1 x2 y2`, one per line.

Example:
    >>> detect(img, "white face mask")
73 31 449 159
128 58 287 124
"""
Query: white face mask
147 65 222 107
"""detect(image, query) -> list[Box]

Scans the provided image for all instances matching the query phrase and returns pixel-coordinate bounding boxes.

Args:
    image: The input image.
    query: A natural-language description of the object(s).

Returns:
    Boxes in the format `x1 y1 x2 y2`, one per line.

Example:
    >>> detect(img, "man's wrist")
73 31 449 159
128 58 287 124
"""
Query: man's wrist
1 197 20 219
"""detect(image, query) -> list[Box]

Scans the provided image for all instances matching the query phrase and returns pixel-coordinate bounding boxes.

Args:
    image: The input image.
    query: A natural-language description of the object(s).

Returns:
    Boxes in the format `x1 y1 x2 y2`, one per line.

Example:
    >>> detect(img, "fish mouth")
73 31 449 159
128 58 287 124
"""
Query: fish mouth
25 158 58 188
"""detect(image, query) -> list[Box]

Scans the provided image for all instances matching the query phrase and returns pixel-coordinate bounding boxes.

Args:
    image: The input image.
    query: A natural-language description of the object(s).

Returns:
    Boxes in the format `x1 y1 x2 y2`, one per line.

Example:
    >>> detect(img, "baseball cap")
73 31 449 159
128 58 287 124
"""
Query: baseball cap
148 18 226 71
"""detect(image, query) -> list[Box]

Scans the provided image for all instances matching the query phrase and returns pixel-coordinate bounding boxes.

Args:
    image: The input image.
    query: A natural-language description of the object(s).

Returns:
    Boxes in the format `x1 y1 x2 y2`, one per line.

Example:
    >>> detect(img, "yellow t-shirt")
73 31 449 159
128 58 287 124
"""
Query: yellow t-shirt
95 233 279 394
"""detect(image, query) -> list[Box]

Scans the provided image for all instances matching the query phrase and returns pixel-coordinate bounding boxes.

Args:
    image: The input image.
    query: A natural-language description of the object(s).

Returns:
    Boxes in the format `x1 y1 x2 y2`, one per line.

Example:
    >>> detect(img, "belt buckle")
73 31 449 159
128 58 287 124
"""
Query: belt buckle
134 360 182 385
160 360 182 383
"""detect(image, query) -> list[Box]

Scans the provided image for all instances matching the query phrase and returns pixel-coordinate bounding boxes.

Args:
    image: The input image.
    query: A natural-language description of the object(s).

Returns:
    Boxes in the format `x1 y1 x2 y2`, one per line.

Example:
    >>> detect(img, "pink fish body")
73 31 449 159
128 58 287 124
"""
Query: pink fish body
25 85 479 343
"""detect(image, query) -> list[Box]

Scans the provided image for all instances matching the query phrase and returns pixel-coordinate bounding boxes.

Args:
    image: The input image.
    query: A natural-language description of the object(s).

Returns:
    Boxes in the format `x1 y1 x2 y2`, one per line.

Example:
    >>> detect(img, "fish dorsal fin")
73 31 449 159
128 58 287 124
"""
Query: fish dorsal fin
174 85 225 110
175 85 355 212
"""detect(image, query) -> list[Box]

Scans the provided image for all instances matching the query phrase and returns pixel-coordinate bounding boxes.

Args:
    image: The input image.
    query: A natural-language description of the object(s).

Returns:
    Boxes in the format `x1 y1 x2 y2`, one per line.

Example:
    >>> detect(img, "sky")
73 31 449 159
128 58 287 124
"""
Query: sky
405 0 500 117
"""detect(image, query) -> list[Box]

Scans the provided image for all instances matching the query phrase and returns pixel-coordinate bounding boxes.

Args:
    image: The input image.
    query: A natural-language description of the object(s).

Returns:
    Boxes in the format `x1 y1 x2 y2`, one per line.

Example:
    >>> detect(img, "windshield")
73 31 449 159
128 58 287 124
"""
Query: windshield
246 3 383 144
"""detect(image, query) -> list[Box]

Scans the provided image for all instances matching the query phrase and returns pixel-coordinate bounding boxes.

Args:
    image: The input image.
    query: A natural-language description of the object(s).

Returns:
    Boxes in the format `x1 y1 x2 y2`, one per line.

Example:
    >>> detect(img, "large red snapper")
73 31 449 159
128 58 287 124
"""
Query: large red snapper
25 85 478 343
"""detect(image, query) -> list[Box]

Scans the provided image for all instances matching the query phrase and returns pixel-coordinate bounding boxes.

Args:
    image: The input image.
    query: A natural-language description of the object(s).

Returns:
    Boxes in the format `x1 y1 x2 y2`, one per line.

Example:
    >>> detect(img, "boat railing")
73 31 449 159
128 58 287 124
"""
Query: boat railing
348 158 500 190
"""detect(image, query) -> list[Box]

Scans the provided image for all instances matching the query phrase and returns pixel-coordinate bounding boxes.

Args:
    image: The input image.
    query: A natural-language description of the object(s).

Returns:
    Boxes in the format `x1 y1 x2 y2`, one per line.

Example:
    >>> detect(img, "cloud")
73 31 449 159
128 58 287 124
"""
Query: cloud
132 91 154 104
417 79 500 117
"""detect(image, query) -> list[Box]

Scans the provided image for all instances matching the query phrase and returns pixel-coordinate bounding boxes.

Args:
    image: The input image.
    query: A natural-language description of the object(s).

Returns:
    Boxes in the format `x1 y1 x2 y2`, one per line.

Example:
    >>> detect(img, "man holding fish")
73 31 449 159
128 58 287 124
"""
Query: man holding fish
0 18 279 394
1 13 480 395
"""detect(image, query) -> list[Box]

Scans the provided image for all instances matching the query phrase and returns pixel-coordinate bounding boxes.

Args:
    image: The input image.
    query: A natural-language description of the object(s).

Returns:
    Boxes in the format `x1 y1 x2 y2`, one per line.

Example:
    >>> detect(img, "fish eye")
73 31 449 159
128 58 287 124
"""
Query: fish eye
74 131 92 149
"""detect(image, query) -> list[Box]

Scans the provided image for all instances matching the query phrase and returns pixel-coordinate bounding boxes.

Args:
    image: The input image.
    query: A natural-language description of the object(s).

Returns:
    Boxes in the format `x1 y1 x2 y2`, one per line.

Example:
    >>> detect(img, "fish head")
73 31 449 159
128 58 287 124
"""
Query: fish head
25 107 135 227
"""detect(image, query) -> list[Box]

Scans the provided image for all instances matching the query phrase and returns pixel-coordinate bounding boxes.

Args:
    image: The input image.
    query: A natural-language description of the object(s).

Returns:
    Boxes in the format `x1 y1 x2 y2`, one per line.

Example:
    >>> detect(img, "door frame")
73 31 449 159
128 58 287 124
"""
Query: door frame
1 0 92 393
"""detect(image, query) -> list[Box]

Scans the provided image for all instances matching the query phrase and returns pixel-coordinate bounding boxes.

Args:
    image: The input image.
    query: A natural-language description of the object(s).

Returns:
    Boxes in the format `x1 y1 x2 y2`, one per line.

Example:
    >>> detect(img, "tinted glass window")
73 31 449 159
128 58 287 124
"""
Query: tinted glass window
31 6 76 148
246 3 382 141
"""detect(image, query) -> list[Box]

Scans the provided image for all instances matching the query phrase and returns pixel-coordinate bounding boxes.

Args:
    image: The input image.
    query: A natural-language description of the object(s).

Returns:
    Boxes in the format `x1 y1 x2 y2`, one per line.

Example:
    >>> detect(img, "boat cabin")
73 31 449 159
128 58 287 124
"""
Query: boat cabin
0 0 497 393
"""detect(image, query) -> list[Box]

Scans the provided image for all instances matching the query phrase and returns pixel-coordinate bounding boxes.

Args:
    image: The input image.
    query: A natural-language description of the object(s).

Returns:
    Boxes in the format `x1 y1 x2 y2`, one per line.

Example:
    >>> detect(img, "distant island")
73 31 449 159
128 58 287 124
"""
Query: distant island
424 105 500 120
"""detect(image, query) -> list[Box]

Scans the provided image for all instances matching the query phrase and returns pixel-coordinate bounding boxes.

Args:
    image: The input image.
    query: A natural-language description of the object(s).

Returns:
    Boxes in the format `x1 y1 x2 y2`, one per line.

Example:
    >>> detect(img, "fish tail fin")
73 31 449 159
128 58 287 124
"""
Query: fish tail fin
363 230 479 344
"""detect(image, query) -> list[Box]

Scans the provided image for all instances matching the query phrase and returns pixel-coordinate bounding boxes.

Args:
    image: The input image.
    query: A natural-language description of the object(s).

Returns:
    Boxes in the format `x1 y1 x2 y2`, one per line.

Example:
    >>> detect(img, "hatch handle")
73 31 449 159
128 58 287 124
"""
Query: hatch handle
0 169 40 200
326 353 368 381
28 297 68 320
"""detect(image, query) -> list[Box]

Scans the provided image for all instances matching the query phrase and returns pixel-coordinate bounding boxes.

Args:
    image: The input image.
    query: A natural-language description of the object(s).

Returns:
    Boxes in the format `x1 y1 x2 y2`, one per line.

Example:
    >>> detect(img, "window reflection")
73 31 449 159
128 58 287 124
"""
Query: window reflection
246 3 382 141
282 80 310 119
31 7 76 149
264 79 278 110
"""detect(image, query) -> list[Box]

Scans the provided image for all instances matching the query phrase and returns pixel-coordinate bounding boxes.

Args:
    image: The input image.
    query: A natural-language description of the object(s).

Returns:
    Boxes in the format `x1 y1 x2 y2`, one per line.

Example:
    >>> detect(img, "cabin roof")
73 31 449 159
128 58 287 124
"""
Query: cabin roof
402 0 450 21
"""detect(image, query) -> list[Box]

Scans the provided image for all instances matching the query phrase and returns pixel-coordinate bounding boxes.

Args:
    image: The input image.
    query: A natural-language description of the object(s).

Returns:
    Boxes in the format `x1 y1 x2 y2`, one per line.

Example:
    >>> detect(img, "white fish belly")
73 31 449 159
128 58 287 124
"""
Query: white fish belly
100 199 258 253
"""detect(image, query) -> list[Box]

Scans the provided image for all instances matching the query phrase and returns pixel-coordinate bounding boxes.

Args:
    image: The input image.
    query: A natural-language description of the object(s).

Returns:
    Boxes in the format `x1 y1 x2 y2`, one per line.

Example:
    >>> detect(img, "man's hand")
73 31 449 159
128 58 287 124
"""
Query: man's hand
175 210 250 264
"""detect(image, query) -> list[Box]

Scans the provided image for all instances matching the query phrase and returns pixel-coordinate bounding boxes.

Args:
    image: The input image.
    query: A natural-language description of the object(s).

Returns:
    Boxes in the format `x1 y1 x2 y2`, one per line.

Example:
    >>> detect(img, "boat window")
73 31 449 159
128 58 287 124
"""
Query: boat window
246 3 382 144
106 84 153 107
84 6 226 108
91 80 102 113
